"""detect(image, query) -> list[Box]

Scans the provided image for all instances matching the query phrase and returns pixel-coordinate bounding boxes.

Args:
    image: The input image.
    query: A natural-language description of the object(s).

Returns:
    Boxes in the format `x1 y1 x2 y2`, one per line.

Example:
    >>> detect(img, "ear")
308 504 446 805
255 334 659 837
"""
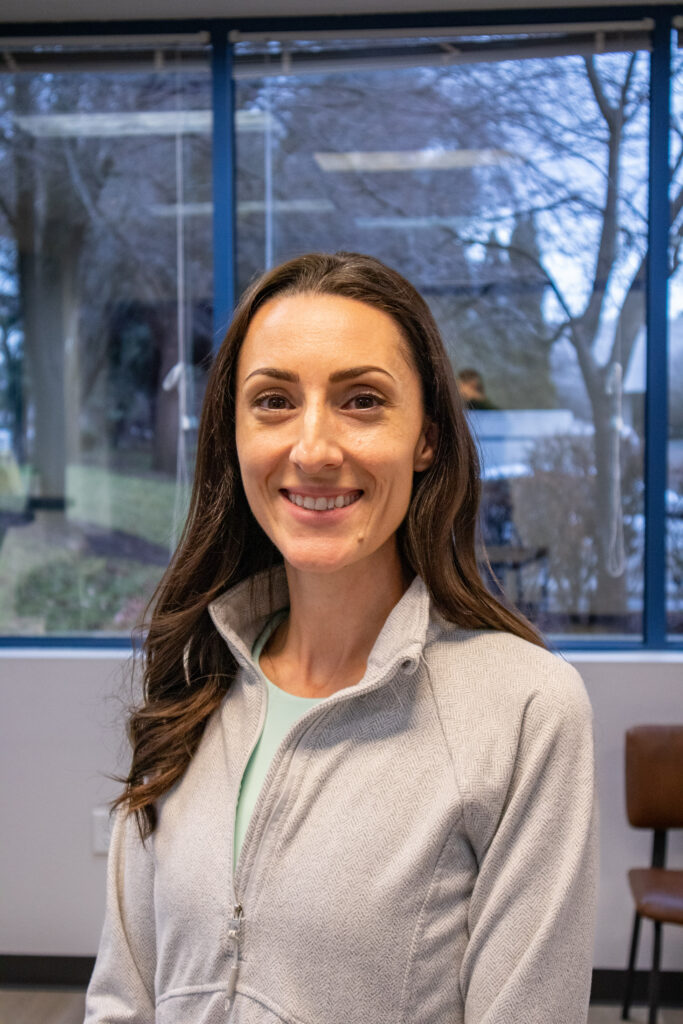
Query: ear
413 419 438 472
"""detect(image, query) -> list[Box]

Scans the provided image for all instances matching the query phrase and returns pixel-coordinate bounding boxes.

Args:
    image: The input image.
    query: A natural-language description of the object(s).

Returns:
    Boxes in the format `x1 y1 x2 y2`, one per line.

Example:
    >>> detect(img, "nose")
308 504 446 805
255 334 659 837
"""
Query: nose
289 400 343 474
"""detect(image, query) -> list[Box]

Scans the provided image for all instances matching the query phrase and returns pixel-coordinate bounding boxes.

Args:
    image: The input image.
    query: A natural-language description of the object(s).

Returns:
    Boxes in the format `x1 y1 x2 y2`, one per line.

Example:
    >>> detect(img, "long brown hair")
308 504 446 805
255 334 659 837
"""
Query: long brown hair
117 251 544 836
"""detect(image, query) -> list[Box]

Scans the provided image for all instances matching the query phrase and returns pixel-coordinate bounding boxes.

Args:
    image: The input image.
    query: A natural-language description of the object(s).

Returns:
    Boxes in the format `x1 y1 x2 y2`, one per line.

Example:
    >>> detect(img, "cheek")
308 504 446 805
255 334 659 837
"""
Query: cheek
235 422 276 481
363 433 421 498
234 411 249 468
236 440 276 531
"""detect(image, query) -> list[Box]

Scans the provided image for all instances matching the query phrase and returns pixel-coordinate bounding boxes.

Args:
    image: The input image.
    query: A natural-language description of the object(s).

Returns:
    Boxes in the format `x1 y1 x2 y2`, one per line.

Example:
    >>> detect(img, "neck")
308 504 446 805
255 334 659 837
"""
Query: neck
266 542 413 696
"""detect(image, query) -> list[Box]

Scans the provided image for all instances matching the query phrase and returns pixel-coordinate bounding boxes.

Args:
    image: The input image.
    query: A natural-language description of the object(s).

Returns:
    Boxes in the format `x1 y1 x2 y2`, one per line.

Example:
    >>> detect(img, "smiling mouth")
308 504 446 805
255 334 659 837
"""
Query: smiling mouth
283 490 363 511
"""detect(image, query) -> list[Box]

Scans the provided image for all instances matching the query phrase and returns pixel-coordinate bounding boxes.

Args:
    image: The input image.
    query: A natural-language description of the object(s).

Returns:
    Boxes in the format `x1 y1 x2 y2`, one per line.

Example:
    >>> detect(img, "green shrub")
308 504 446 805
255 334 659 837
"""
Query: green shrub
15 555 155 633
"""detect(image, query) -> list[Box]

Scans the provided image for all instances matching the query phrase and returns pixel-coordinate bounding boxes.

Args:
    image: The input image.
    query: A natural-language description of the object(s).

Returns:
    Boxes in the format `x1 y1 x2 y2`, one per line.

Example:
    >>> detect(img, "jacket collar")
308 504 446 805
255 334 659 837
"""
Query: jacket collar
207 564 434 684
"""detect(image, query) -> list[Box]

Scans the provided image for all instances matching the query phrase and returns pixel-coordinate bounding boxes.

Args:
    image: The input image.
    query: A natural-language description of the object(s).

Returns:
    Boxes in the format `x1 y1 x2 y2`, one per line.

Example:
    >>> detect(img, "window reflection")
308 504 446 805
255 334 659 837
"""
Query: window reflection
0 45 212 634
236 36 649 638
668 41 683 638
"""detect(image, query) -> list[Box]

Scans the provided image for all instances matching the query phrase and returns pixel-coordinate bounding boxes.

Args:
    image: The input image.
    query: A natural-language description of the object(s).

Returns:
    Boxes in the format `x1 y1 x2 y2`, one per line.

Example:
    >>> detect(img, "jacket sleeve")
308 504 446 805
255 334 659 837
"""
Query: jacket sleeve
459 662 599 1024
84 807 157 1024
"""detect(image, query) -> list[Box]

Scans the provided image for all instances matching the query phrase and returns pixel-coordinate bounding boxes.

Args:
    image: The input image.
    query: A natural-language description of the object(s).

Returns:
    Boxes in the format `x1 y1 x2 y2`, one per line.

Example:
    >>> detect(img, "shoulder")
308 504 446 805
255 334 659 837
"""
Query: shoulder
424 621 590 725
422 624 594 854
422 625 592 799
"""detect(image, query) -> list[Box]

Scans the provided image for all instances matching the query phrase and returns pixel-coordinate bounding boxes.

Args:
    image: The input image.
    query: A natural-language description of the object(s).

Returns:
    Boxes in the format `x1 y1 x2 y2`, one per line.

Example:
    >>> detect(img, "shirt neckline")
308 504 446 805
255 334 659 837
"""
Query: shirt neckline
252 609 323 704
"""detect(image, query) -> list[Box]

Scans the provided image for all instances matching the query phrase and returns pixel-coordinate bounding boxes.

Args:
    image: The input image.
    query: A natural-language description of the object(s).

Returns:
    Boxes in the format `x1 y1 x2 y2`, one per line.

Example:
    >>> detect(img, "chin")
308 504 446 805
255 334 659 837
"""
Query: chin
280 542 364 575
283 554 356 575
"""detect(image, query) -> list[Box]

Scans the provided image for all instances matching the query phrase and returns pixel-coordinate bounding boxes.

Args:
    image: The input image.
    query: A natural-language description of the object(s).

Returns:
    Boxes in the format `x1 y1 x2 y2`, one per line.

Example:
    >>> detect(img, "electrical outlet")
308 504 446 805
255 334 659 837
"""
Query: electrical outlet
92 806 112 856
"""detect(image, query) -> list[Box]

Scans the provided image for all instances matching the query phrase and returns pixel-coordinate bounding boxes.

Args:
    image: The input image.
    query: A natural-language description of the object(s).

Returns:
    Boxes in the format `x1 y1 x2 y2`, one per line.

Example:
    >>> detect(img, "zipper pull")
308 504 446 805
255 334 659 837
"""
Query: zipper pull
225 903 244 1009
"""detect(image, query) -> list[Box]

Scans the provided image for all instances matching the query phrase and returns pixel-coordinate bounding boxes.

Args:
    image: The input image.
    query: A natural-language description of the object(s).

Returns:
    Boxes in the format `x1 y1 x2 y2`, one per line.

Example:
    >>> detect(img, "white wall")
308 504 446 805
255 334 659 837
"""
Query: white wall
1 650 682 966
1 652 128 956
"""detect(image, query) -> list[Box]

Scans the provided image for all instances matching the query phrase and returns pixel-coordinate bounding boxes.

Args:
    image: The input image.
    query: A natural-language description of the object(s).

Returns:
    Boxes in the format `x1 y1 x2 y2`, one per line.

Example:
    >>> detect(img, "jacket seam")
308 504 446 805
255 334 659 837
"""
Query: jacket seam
156 982 226 1005
396 651 470 1022
420 651 474 855
396 810 464 1024
114 811 157 1010
238 982 317 1024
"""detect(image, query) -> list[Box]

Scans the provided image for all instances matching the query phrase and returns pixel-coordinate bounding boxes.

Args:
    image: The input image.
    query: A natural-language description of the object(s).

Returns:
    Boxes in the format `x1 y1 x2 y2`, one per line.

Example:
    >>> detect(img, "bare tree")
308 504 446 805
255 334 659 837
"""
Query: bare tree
0 63 213 503
236 48 665 619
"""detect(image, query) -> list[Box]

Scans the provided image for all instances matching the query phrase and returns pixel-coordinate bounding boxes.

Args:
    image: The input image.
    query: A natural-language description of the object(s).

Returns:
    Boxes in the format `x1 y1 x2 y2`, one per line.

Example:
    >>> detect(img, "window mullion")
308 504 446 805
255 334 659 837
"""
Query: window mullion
644 9 672 647
211 25 237 350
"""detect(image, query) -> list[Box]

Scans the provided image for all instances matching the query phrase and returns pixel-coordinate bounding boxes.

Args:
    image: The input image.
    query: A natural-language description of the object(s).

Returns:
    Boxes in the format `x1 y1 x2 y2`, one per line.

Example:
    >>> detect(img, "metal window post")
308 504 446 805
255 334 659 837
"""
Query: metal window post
644 11 672 646
211 25 237 351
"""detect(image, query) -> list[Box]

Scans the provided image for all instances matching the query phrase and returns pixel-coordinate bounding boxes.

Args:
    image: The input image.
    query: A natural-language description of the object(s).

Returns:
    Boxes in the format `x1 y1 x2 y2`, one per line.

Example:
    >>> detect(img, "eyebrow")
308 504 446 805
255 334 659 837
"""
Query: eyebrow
243 365 396 384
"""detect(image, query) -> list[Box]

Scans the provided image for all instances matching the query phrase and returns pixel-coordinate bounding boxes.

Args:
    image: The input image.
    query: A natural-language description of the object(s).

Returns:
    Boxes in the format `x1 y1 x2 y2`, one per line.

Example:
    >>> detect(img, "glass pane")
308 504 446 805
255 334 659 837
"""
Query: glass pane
669 34 683 638
0 42 212 635
235 33 649 639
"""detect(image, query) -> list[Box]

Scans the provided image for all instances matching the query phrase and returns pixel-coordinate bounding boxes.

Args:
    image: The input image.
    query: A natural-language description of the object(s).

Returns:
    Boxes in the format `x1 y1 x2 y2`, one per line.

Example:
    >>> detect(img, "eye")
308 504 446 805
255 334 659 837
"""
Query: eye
253 391 292 411
346 392 386 411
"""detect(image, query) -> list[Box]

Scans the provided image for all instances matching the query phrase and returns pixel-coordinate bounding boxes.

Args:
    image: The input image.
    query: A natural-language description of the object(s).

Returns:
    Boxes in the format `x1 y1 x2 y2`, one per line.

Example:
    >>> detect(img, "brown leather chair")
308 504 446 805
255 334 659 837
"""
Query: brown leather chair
621 726 683 1023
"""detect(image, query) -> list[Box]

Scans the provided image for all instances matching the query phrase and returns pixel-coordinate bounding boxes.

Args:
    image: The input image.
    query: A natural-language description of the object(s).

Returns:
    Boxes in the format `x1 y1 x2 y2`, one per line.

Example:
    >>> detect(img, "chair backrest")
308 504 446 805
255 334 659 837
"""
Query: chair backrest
625 725 683 830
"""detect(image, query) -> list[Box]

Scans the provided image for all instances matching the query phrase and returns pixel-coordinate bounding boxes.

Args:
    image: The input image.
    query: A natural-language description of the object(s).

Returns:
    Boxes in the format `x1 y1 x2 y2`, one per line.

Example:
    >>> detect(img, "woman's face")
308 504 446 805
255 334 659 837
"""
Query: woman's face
235 292 437 577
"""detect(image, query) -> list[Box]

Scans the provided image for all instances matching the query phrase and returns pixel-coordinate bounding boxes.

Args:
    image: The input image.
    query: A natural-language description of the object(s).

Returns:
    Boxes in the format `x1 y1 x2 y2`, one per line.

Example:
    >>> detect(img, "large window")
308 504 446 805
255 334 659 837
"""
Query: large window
235 30 650 639
0 15 678 646
0 40 212 635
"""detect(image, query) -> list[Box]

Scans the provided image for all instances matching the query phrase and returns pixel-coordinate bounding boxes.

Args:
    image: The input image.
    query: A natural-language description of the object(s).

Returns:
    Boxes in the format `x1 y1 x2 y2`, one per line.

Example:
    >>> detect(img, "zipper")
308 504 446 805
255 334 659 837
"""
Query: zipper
223 647 420 1010
224 902 244 1008
224 672 332 1009
232 650 416 913
238 713 322 917
225 667 269 1011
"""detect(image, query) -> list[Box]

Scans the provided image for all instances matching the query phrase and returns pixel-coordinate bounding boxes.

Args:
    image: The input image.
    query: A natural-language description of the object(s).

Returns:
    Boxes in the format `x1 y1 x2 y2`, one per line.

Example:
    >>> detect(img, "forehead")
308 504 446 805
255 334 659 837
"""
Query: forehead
237 292 415 375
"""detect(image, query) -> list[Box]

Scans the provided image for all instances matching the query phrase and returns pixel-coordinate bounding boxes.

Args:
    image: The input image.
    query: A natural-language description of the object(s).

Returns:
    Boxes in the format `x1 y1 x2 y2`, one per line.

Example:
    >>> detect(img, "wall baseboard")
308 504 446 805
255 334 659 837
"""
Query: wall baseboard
590 969 682 1006
0 957 681 1005
0 955 96 987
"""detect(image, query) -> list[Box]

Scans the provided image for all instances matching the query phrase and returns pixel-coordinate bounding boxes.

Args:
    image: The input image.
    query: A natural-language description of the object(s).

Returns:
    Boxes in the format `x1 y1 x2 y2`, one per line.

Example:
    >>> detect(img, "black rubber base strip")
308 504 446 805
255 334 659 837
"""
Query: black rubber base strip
0 955 96 987
0 958 681 1006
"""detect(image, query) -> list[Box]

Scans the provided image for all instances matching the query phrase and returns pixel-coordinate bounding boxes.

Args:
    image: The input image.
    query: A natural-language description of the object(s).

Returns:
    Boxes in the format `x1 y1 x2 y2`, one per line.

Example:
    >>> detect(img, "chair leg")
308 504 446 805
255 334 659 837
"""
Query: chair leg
621 910 641 1020
648 920 662 1024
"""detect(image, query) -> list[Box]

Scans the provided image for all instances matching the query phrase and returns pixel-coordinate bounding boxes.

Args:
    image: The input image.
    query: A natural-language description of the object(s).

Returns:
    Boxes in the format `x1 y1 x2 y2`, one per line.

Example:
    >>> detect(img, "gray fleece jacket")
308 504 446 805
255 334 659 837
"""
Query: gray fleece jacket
85 566 598 1024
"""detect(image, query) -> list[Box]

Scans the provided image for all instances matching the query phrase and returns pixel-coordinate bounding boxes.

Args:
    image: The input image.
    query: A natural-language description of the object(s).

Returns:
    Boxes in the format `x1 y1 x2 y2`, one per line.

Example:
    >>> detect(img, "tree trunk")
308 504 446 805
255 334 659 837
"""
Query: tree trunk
14 87 86 522
18 223 83 504
589 378 629 620
151 301 180 476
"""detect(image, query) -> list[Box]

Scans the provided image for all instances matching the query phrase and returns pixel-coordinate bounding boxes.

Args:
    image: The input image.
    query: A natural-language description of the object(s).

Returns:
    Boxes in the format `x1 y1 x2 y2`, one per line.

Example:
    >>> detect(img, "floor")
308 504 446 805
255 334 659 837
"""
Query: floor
0 990 682 1024
0 988 85 1024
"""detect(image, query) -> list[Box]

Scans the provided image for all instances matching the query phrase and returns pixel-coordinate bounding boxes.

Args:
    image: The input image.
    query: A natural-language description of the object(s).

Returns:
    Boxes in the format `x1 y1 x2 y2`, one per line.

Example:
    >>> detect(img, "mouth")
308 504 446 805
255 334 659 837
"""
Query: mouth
281 489 363 511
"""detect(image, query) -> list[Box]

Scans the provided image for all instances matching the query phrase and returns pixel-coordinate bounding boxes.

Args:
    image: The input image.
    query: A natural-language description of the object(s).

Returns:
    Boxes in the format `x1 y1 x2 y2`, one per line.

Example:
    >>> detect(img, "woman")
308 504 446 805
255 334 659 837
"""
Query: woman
85 252 598 1024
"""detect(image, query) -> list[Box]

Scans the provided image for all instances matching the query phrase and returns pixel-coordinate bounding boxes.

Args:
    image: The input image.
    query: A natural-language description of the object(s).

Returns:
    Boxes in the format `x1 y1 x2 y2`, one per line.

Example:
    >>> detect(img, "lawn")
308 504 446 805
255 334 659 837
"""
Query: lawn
66 464 189 549
0 463 190 635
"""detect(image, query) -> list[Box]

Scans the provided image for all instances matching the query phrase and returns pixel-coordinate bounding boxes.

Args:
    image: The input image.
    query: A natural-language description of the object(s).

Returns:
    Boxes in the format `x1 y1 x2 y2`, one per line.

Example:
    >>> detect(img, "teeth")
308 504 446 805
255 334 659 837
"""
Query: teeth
287 491 360 510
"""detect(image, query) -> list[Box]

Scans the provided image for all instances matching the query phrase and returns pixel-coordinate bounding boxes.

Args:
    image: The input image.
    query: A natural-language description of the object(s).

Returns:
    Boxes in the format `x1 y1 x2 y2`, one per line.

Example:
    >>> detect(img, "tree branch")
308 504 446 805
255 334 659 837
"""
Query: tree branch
473 234 582 341
608 253 645 370
585 56 615 128
578 57 635 345
61 140 102 227
619 52 638 116
0 192 15 232
670 176 683 227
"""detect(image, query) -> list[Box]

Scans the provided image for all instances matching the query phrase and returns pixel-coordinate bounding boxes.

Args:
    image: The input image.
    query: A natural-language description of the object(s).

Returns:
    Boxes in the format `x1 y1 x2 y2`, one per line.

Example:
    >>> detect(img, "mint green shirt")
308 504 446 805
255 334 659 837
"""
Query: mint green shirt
233 610 324 868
